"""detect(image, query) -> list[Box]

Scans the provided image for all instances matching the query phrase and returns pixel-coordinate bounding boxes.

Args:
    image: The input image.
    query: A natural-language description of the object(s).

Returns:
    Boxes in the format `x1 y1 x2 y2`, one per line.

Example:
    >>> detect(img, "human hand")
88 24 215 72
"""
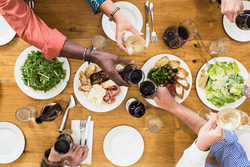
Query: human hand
64 144 89 166
48 146 71 163
153 87 178 111
196 113 225 151
89 50 134 87
113 11 143 55
212 0 244 23
243 72 250 87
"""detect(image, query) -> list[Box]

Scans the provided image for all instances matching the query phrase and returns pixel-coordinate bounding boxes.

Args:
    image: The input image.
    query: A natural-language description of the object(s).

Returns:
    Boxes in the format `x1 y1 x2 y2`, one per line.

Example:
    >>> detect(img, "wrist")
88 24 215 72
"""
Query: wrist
48 154 63 163
65 160 79 167
113 10 123 23
195 141 210 151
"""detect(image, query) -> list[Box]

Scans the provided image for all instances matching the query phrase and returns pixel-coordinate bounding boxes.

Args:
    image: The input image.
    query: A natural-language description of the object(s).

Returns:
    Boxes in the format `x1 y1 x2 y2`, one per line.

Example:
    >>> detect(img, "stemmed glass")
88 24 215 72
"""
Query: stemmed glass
198 107 250 131
163 20 198 49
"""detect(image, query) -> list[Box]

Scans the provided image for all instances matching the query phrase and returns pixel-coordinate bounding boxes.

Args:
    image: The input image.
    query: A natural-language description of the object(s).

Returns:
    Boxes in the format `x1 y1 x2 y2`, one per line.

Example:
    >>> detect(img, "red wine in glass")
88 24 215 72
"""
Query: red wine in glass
236 10 250 30
126 98 146 118
139 80 158 99
122 64 144 85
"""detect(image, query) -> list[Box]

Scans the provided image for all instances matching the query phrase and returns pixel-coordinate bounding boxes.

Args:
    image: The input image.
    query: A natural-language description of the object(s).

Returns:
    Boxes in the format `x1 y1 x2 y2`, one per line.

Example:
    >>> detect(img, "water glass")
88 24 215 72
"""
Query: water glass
15 106 36 123
145 115 163 133
209 37 232 54
91 35 106 51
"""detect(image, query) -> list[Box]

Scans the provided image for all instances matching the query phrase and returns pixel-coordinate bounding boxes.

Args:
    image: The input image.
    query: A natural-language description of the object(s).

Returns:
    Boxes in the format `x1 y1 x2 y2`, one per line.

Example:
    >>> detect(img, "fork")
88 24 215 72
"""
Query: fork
79 120 86 145
149 3 158 44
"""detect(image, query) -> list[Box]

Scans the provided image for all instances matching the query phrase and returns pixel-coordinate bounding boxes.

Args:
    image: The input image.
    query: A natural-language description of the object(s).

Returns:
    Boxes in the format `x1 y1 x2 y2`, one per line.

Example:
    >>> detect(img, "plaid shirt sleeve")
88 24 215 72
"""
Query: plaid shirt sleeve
86 0 105 14
210 130 250 167
40 149 61 167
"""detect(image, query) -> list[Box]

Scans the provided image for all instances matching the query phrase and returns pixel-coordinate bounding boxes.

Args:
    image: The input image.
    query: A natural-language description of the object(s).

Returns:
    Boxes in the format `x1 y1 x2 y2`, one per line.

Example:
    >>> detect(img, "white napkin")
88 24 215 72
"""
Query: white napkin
71 120 94 165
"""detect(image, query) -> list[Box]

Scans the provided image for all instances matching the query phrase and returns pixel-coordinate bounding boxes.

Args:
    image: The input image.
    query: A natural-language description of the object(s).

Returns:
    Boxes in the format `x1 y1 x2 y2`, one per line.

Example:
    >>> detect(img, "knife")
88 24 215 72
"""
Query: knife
84 116 91 145
145 0 150 47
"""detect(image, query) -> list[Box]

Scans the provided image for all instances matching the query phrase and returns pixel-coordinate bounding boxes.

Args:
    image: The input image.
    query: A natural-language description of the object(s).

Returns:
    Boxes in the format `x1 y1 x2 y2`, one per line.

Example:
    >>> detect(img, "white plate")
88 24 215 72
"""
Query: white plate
235 126 250 161
102 1 143 42
73 62 128 112
0 122 25 164
141 54 192 107
0 14 16 46
14 46 70 100
223 1 250 42
103 126 144 166
196 57 248 111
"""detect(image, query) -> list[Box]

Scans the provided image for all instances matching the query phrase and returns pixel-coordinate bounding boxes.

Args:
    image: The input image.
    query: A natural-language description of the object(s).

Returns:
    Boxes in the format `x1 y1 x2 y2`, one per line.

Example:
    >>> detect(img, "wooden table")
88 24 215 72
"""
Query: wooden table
0 0 249 166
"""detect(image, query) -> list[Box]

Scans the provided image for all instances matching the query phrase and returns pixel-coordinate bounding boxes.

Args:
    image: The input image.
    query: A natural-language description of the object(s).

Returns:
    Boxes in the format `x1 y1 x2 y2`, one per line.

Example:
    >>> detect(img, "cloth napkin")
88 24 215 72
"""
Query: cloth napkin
71 120 94 165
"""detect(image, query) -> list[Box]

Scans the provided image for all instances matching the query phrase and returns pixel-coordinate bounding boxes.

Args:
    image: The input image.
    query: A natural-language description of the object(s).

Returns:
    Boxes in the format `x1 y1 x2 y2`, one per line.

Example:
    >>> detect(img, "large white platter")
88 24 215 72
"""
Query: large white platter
73 62 128 112
0 14 16 46
223 1 250 42
103 126 144 166
102 1 143 42
196 57 248 111
14 46 70 100
0 122 25 164
141 54 192 107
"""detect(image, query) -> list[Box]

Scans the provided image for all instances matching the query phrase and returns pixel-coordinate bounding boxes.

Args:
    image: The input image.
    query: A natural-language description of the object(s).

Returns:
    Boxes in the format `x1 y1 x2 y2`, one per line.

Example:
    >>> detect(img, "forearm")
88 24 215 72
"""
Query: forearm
99 0 124 23
163 102 206 135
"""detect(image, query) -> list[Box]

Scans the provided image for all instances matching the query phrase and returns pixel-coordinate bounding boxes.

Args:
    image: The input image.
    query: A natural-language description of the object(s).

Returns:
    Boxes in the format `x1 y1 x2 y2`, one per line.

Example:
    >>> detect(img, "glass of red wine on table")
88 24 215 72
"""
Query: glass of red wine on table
163 20 198 49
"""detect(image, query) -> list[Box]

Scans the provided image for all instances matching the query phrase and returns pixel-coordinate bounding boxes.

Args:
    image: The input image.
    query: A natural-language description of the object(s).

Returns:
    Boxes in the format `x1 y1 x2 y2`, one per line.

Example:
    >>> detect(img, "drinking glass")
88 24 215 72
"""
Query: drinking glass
236 10 250 30
125 35 145 53
54 129 76 155
198 107 250 131
243 72 250 98
122 64 145 85
139 80 158 99
91 35 106 51
15 106 36 123
163 20 198 49
209 37 232 54
145 115 163 133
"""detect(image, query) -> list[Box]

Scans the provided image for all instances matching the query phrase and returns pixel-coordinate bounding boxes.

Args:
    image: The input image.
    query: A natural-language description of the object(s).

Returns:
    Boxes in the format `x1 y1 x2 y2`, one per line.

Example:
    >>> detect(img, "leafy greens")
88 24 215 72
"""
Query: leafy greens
21 51 66 93
205 61 245 108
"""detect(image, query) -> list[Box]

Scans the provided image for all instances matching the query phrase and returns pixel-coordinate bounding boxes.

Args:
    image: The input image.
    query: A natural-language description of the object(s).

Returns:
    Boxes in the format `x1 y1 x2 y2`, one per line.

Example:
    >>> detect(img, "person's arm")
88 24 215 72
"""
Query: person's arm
86 0 143 55
211 0 244 23
153 87 206 134
176 114 224 167
0 0 133 86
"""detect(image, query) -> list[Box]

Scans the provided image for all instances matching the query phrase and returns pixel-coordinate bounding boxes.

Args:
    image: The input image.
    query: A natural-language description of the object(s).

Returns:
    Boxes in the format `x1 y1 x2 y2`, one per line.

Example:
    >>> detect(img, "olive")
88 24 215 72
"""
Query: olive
167 76 172 80
167 66 171 70
165 72 169 76
173 69 178 73
173 80 177 84
174 76 178 80
171 73 176 77
168 70 173 74
169 79 174 83
165 80 169 85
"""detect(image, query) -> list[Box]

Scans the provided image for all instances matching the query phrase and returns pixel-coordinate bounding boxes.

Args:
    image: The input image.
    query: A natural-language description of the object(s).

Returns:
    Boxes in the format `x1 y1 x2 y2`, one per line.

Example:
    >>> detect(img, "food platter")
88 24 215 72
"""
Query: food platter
102 1 143 42
103 126 144 166
14 46 70 100
73 62 128 112
141 54 192 107
196 57 248 111
223 1 250 42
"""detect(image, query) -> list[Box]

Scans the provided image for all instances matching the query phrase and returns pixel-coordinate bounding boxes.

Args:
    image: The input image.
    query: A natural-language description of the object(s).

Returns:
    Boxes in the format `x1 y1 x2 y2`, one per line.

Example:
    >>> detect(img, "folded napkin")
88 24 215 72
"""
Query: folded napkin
71 120 94 165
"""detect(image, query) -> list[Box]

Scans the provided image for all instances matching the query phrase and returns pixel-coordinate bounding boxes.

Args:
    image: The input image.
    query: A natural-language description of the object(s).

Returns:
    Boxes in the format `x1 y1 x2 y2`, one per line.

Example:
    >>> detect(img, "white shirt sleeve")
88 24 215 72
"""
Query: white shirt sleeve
63 161 80 167
176 139 210 167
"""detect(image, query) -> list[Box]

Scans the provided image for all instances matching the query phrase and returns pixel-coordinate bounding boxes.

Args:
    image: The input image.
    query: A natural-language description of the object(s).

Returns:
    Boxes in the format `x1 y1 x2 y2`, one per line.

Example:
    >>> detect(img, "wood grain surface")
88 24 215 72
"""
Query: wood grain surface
0 0 249 166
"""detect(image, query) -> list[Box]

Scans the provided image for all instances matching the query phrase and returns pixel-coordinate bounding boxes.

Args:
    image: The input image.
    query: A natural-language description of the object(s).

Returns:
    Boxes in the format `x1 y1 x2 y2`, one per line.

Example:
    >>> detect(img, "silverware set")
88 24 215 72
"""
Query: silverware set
145 1 158 46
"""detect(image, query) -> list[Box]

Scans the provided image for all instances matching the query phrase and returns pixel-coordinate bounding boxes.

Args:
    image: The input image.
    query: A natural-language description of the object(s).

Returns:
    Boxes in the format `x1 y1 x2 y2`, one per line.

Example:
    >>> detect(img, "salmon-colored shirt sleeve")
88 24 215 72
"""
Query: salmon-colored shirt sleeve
0 0 66 60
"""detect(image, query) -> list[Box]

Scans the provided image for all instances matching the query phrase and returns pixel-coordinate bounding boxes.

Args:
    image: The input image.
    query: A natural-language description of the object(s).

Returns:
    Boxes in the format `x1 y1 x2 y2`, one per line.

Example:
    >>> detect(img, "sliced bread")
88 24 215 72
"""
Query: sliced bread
168 60 180 69
175 83 184 99
177 78 190 90
78 85 92 92
176 67 189 78
154 56 169 68
198 69 208 89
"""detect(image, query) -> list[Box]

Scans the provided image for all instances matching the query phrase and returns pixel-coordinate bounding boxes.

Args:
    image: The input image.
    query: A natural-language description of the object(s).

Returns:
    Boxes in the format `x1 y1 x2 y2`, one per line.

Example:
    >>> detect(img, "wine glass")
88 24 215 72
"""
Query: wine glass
163 20 198 49
125 35 145 53
243 72 250 98
198 107 250 131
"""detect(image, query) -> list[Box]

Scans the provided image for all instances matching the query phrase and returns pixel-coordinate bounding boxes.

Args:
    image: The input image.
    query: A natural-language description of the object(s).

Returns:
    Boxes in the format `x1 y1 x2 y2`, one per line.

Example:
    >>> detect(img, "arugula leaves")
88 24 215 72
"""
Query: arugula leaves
21 51 66 93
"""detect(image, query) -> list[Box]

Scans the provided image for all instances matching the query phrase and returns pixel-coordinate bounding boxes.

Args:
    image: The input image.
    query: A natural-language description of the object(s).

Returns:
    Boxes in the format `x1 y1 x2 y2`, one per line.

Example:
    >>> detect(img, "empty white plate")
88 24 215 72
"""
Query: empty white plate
103 126 144 166
0 14 16 45
0 122 25 164
102 1 143 42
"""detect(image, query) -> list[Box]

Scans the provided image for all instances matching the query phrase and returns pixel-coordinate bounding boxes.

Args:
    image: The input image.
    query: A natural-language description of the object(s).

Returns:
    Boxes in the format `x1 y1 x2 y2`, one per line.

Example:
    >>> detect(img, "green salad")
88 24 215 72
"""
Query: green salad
205 61 245 108
21 51 66 93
